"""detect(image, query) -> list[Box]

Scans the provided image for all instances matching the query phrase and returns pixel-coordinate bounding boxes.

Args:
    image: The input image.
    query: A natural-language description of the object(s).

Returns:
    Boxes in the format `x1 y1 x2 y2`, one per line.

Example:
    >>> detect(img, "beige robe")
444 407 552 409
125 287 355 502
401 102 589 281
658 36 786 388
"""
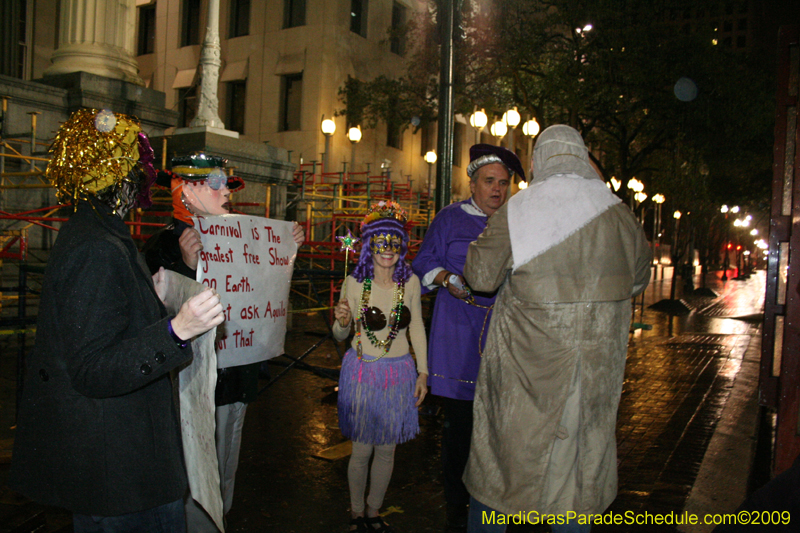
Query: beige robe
462 201 651 516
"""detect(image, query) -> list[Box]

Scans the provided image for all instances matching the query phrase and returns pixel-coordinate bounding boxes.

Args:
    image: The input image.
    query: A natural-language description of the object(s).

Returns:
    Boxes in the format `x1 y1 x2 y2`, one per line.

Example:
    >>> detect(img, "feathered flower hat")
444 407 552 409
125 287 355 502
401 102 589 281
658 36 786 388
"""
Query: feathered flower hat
360 200 410 231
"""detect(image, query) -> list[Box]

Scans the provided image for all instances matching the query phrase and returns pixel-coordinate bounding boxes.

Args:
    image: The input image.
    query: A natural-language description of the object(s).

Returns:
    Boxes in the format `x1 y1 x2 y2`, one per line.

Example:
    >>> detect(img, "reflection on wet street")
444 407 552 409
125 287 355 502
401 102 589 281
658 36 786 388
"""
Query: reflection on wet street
598 270 763 532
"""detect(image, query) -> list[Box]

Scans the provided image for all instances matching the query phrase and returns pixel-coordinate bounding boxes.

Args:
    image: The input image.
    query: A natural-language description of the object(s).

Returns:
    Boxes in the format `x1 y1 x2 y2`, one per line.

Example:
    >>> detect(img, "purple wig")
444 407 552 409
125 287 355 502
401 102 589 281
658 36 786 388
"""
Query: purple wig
352 217 413 283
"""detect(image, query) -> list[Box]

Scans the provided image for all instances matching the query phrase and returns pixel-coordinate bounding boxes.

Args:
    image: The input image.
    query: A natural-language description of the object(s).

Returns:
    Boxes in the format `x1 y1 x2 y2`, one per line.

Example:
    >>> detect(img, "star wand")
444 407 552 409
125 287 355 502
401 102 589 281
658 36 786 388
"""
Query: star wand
335 229 359 297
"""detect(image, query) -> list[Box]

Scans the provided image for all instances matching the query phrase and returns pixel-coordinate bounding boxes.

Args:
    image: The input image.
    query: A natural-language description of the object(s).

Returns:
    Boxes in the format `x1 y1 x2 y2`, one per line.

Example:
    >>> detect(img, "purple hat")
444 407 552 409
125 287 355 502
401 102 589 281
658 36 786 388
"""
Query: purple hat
467 144 526 182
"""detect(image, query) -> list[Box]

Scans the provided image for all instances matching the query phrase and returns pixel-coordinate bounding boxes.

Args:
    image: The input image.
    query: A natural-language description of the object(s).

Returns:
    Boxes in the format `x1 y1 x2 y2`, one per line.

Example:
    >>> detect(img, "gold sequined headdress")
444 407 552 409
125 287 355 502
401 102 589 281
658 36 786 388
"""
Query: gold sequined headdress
47 108 143 206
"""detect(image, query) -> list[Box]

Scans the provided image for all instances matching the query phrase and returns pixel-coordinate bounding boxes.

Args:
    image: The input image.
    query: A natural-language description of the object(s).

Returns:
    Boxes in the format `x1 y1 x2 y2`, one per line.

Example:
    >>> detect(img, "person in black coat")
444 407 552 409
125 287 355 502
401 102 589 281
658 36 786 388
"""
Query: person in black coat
9 109 224 533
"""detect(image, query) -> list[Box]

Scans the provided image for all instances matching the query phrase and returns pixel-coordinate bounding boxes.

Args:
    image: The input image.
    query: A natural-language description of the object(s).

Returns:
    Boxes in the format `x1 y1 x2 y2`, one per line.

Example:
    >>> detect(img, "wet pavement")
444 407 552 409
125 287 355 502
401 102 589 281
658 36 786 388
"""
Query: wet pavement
0 266 766 532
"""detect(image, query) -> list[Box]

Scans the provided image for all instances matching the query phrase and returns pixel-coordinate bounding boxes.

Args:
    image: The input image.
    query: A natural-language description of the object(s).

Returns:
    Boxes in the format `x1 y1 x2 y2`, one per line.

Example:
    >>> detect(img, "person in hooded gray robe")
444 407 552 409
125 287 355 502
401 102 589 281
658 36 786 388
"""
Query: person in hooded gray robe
462 125 652 533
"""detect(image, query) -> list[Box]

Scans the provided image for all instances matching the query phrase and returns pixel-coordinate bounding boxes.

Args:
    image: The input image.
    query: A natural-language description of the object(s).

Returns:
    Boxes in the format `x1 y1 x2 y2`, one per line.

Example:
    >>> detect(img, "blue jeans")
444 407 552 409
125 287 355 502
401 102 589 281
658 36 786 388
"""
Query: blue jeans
72 499 186 533
467 496 591 533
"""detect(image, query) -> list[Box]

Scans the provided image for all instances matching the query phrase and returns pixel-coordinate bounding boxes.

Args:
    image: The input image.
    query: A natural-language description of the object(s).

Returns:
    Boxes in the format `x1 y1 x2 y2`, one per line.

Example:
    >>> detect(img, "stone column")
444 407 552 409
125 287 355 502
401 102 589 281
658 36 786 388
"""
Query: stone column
44 0 142 85
190 0 225 129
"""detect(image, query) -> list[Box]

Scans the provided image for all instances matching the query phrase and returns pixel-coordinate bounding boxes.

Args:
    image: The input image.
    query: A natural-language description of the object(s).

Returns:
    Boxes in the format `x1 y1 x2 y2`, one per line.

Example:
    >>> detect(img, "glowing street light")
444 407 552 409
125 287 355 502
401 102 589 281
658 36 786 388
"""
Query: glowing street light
469 109 488 144
321 116 336 135
347 125 362 143
502 107 521 128
651 194 665 263
490 119 507 144
424 150 437 206
347 125 361 172
503 107 521 151
522 118 540 137
627 178 644 209
321 115 336 171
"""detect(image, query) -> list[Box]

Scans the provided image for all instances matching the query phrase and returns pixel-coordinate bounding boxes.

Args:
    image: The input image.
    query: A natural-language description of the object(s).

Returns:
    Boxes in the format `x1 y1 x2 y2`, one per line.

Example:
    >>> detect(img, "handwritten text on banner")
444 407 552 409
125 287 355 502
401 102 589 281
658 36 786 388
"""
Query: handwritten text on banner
194 214 297 368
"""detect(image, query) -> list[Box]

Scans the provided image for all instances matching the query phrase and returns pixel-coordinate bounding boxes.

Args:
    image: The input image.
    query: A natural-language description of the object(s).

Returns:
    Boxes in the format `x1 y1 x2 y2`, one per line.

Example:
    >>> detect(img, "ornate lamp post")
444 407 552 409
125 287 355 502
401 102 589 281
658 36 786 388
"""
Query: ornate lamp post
522 117 540 166
652 193 665 273
490 118 507 146
502 106 521 151
522 117 540 137
347 125 361 172
469 109 488 145
321 116 336 172
721 205 731 280
424 150 437 206
670 210 682 301
627 178 643 210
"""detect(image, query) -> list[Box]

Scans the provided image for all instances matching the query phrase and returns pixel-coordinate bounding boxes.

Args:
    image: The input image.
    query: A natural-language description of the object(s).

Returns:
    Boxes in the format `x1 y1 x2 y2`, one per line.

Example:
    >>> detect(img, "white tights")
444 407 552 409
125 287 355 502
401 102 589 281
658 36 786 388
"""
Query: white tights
348 441 397 514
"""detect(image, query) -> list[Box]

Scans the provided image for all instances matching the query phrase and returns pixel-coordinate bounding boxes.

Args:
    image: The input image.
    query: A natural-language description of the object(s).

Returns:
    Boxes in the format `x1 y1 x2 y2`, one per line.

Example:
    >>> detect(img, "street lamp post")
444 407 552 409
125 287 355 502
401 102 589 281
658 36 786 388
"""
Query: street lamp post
627 178 643 210
634 191 648 224
469 109 488 145
720 205 730 280
522 117 540 169
321 115 336 172
490 118 507 146
733 215 750 279
503 107 521 152
670 210 682 301
652 193 665 277
347 125 361 173
424 150 437 207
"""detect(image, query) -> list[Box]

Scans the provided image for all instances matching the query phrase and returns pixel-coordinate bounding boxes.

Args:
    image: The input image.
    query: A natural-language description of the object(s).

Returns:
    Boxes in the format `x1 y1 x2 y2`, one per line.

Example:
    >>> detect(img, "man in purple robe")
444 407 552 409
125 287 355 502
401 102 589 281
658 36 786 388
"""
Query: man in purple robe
412 144 525 531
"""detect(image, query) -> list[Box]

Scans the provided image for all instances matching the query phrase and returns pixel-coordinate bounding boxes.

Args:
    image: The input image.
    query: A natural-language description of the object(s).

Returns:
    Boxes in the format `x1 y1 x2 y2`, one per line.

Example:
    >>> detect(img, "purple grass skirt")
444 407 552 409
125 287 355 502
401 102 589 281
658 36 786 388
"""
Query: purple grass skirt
338 348 420 446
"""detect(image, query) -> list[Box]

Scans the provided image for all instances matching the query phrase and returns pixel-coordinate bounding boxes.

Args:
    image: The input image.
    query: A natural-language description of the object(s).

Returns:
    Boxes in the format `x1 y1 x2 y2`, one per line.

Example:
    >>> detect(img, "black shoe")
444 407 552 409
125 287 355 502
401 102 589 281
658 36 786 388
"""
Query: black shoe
349 516 368 533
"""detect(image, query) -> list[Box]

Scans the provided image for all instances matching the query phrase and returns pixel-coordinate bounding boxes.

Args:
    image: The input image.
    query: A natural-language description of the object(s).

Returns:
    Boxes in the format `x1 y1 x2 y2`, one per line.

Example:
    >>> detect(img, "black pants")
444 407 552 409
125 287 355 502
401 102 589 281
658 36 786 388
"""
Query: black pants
441 396 474 513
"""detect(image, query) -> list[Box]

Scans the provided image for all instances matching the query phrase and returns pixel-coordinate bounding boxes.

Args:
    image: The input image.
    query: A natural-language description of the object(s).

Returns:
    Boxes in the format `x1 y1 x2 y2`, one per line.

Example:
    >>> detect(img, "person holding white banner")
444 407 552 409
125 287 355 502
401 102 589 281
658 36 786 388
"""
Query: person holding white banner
333 201 428 533
143 153 304 531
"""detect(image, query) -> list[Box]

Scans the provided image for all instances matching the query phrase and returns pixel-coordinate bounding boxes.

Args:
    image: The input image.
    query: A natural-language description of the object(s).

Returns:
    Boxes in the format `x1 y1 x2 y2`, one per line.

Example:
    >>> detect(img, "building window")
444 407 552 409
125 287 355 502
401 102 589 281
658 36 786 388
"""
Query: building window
226 81 247 134
230 0 249 38
390 2 407 56
137 4 156 55
181 0 201 47
1 0 29 78
284 0 305 29
387 122 403 150
420 122 431 156
350 0 368 37
736 35 746 48
280 74 303 132
453 122 465 167
177 86 198 128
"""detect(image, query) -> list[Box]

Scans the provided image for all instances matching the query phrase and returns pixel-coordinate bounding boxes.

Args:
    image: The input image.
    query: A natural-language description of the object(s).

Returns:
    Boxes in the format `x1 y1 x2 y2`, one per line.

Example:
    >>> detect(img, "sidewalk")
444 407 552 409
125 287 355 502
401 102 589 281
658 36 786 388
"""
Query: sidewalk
597 270 764 533
0 267 766 532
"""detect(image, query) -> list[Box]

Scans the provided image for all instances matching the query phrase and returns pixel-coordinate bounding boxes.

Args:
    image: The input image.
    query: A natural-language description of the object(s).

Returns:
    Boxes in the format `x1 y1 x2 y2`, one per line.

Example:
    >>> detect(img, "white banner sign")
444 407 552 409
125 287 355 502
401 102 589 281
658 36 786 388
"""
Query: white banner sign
194 214 297 368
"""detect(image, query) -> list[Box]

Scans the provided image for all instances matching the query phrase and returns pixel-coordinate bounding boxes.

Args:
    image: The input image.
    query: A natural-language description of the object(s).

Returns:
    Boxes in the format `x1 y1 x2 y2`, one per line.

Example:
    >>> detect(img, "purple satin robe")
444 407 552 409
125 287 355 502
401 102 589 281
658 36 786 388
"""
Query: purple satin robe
412 199 497 400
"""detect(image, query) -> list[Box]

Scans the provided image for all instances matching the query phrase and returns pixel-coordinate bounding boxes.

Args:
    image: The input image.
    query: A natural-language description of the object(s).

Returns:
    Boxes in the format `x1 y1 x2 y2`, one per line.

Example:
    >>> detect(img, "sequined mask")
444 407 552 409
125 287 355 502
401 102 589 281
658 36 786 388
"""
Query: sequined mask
370 233 402 255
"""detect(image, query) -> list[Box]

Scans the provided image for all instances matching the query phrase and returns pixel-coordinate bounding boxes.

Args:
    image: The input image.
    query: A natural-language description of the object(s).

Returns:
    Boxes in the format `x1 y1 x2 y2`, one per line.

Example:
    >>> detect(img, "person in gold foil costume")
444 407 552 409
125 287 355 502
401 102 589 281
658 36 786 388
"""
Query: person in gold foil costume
9 109 225 533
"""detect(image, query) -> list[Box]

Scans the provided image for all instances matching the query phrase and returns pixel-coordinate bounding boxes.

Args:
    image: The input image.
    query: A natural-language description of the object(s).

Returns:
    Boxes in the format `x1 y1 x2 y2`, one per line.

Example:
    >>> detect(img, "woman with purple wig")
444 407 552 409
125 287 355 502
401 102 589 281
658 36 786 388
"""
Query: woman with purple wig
333 201 428 533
